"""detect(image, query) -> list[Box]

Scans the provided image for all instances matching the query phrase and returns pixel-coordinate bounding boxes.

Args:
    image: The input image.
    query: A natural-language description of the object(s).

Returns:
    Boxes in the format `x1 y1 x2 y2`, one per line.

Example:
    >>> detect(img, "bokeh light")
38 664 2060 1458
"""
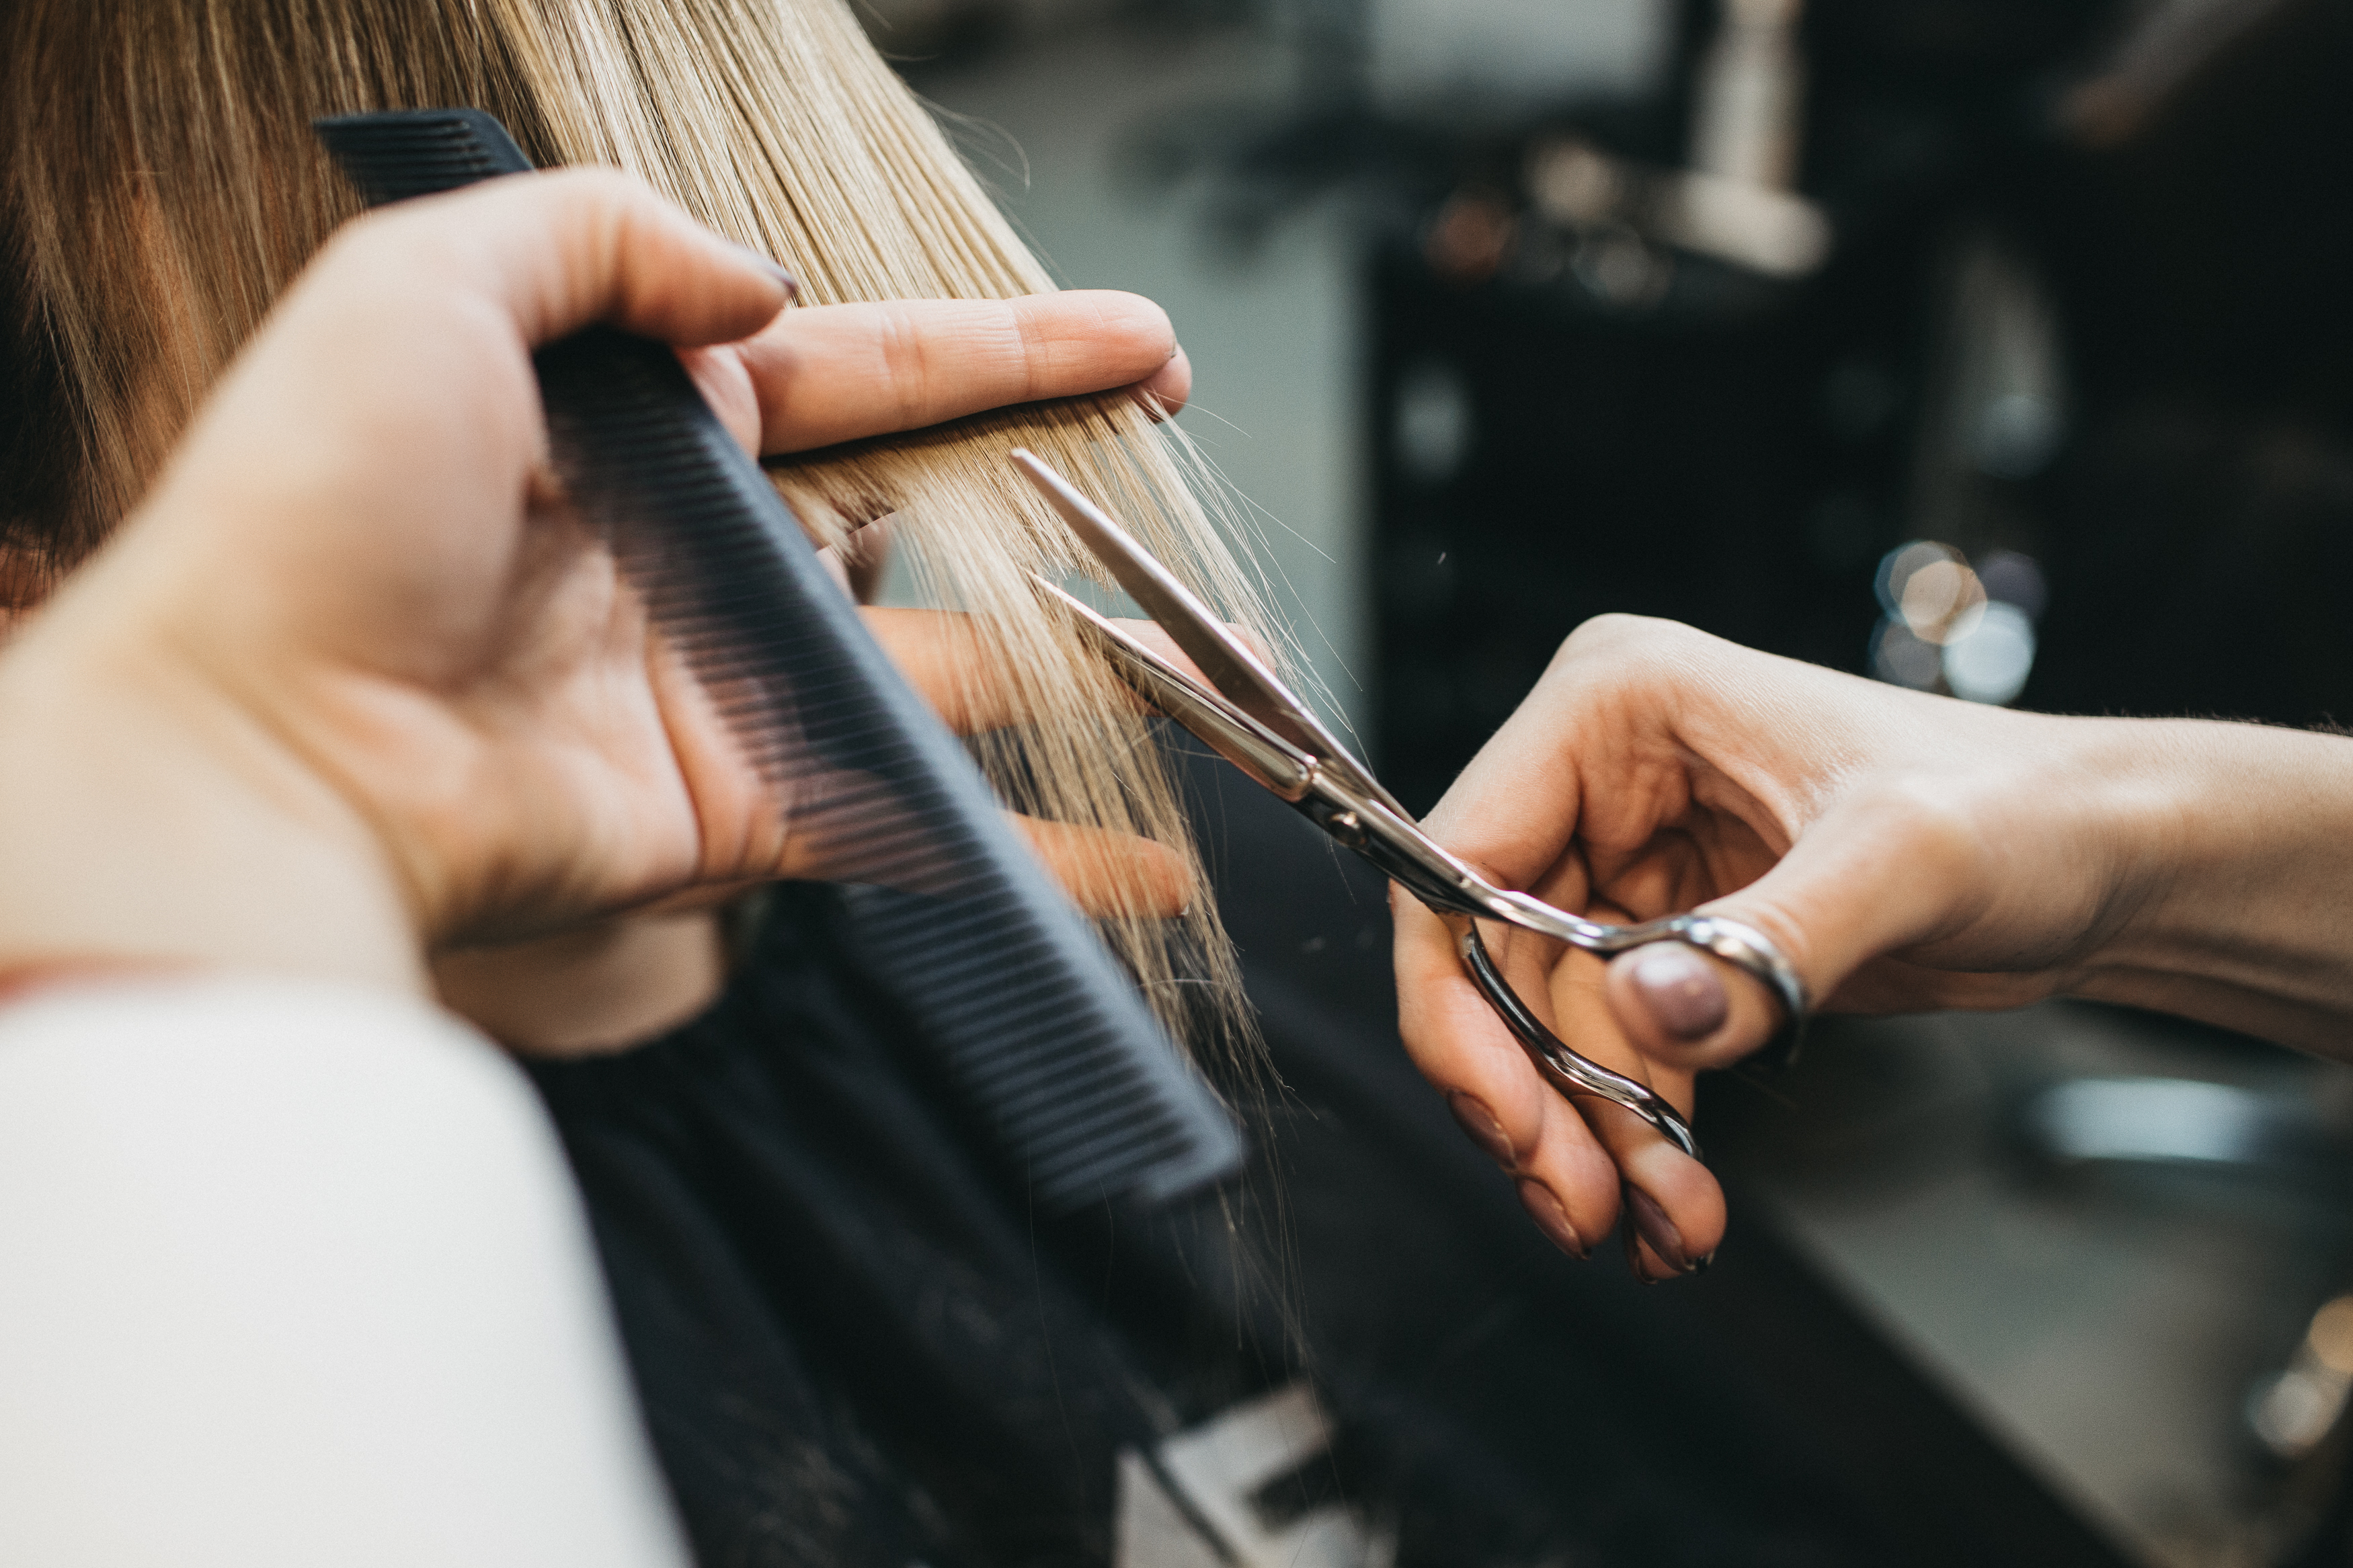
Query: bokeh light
1871 542 2045 704
1943 602 2036 705
1869 615 1942 689
1877 540 1987 645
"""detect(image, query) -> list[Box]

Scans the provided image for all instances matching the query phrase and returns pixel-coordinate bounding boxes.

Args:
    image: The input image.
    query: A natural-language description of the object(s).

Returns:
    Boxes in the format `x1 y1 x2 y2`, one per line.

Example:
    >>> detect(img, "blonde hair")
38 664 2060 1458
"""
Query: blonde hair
0 0 1271 1050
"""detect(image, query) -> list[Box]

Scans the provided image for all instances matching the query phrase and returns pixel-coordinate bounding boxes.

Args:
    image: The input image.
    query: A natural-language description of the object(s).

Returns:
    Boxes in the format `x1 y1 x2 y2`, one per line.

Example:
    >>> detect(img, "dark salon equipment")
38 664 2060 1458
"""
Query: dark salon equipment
1363 0 2353 801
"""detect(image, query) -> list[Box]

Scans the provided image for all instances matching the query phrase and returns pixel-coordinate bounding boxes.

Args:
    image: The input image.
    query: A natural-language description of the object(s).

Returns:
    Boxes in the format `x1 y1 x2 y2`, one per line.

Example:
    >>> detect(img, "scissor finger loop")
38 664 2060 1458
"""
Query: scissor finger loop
1552 910 1810 1074
1453 919 1702 1158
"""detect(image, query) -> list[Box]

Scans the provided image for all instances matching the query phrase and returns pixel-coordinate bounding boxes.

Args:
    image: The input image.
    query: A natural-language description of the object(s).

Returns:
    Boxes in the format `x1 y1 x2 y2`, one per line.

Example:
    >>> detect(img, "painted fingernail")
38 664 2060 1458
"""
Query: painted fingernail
1623 1219 1666 1284
1625 1185 1698 1276
1517 1179 1590 1260
1630 944 1727 1041
1447 1092 1515 1169
735 245 799 298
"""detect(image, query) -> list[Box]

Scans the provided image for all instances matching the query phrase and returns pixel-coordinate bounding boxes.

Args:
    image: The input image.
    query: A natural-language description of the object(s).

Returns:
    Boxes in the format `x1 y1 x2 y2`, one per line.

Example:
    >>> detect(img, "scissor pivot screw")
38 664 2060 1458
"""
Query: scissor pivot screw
1325 810 1366 848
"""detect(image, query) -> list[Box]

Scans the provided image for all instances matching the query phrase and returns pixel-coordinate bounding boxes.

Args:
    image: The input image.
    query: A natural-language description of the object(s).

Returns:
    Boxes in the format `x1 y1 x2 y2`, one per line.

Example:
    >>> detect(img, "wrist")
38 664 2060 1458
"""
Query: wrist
2070 717 2353 1046
0 610 427 998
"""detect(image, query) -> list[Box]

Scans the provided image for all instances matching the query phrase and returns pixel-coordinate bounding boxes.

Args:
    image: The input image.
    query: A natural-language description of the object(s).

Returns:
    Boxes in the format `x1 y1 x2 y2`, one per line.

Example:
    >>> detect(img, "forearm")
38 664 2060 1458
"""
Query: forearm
2073 718 2353 1053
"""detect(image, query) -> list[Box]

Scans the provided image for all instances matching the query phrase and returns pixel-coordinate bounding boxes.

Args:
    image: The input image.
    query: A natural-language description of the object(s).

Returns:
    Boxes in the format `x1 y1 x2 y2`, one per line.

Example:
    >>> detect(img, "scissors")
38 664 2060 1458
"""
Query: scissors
1011 450 1808 1161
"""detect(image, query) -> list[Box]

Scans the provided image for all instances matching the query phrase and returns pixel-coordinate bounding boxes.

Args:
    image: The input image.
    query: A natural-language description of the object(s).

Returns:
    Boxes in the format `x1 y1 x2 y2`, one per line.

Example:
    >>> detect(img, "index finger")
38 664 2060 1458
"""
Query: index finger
740 292 1187 454
1422 614 1724 894
1419 690 1596 897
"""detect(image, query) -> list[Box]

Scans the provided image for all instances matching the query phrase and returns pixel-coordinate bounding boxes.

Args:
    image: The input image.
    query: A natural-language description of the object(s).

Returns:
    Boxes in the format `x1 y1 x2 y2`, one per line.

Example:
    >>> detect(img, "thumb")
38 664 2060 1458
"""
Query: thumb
1603 784 1981 1069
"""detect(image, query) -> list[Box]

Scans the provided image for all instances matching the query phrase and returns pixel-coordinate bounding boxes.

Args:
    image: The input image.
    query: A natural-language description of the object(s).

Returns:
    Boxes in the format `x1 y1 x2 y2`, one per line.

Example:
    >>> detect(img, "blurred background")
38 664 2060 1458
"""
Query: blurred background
860 2 2353 1563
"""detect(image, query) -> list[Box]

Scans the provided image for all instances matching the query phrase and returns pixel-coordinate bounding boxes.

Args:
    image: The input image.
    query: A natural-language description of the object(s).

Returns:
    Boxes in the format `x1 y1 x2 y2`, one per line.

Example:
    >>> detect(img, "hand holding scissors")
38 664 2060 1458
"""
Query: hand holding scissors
1019 448 2353 1280
1013 452 1806 1274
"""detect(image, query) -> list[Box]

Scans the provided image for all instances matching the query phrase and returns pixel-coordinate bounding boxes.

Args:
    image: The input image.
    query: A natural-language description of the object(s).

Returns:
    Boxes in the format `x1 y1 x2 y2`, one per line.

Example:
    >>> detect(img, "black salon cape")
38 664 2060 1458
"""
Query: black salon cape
525 749 1909 1568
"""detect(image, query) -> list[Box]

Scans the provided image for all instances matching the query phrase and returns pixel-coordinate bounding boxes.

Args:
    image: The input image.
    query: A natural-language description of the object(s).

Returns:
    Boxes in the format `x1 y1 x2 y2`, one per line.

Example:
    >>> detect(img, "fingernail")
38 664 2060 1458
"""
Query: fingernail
1447 1092 1515 1169
736 245 799 298
1625 1185 1698 1276
1516 1179 1589 1260
1630 944 1726 1041
1623 1219 1666 1284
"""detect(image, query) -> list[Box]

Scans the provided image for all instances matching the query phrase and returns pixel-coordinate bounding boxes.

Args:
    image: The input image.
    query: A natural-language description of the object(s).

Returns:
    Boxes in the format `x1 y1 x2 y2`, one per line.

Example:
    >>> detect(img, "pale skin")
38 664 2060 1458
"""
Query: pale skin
0 172 1205 1027
0 172 1205 1056
1396 613 2353 1280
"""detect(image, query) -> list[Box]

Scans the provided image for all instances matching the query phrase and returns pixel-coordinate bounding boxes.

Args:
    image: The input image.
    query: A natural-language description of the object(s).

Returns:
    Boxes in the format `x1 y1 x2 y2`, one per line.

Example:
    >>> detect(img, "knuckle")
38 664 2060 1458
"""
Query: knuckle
875 301 929 427
545 168 653 259
1545 615 1711 710
1554 612 1706 671
1563 610 1649 647
1007 296 1055 400
552 165 641 201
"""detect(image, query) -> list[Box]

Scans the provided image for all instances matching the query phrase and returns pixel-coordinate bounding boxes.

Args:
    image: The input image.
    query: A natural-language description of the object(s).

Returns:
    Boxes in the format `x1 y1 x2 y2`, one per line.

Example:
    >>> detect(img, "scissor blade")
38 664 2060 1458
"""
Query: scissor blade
1010 448 1406 815
1035 579 1316 800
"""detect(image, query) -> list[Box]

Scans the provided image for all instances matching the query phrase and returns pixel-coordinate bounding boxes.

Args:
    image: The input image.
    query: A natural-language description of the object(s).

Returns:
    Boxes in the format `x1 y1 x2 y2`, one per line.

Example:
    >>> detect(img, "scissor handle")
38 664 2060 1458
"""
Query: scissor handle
1547 910 1808 1075
1340 796 1809 1081
1453 921 1702 1159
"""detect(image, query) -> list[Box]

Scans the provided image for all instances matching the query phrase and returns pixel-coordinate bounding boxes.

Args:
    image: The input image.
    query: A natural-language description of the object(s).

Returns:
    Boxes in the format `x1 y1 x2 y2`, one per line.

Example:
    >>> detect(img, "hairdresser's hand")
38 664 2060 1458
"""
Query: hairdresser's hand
682 290 1189 459
0 171 1184 995
1395 614 2353 1280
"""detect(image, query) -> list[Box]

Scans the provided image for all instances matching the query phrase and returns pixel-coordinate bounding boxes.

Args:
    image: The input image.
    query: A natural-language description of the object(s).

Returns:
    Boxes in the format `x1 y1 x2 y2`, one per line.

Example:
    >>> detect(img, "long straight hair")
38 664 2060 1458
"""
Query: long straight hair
0 0 1274 1050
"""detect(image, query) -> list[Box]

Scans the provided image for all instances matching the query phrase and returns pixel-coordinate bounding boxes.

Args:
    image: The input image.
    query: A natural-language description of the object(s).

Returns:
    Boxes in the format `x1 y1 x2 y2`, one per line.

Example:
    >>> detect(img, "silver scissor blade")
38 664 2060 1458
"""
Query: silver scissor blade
1010 448 1408 817
1033 578 1316 800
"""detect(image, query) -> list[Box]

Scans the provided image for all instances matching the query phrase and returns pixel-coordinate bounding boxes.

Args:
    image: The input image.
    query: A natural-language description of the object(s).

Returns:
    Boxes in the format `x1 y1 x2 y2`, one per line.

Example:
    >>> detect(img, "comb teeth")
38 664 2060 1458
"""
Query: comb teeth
536 329 1240 1210
319 110 1244 1214
315 110 532 204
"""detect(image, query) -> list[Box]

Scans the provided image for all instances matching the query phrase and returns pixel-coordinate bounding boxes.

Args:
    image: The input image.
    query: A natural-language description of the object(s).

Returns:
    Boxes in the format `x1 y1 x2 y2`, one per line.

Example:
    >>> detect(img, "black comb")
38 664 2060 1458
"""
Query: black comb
315 110 1243 1211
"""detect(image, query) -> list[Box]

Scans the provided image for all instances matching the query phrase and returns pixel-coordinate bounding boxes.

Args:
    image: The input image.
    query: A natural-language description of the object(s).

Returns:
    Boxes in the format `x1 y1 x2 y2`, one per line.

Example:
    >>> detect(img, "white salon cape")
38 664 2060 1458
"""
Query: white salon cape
0 979 688 1568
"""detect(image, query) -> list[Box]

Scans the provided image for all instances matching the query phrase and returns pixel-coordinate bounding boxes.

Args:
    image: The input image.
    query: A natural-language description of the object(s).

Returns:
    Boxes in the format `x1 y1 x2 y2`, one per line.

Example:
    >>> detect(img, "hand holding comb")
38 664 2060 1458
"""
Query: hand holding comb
313 109 1241 1212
